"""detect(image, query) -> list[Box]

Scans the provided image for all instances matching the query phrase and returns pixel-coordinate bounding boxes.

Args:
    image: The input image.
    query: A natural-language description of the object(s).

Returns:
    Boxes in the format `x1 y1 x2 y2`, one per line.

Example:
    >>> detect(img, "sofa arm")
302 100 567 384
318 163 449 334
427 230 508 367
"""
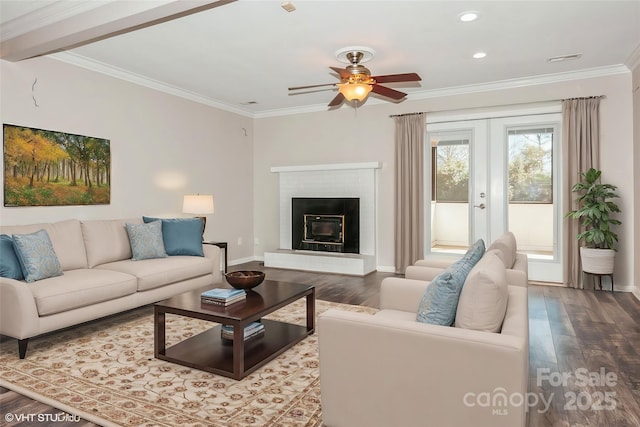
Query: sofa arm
506 269 528 288
404 265 444 281
414 258 456 269
202 244 223 284
0 278 40 339
379 277 429 312
318 310 528 427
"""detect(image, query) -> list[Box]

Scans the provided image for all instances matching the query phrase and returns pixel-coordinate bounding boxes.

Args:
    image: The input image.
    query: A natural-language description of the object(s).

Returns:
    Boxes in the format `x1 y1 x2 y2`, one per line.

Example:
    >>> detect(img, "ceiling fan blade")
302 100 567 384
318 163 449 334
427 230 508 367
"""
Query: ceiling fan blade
330 66 351 80
371 73 422 84
371 84 407 100
289 83 337 91
328 92 345 107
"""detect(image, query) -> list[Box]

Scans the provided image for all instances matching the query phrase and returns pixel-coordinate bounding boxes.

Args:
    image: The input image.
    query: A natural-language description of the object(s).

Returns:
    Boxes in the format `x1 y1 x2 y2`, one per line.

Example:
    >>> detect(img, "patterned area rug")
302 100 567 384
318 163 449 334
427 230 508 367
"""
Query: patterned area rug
0 299 376 427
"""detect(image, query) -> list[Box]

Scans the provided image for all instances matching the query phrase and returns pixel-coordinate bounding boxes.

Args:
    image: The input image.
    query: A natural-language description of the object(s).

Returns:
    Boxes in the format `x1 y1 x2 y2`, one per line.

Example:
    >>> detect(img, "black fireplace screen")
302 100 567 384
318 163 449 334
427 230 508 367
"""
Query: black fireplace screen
292 197 359 254
304 214 344 243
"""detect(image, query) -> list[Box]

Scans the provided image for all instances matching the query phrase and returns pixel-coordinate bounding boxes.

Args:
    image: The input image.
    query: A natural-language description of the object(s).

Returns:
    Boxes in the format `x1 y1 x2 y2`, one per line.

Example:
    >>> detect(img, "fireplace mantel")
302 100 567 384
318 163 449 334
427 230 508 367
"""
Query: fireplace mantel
270 162 381 173
266 162 381 275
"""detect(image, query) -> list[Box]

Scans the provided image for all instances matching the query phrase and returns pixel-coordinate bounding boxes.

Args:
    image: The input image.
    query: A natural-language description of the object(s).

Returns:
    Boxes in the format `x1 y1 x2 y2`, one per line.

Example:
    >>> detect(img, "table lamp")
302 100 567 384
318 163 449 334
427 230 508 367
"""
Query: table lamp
182 194 214 238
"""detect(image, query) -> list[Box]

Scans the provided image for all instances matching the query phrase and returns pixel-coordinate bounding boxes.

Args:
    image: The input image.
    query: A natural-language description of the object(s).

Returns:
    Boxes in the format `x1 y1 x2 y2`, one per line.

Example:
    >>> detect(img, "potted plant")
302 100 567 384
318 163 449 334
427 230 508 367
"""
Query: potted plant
566 168 621 274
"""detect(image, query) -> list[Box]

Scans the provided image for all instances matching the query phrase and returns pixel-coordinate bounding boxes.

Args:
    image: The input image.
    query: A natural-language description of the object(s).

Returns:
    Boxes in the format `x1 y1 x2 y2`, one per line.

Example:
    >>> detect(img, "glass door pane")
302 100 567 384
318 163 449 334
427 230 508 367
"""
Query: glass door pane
490 114 562 282
507 127 554 260
430 130 471 254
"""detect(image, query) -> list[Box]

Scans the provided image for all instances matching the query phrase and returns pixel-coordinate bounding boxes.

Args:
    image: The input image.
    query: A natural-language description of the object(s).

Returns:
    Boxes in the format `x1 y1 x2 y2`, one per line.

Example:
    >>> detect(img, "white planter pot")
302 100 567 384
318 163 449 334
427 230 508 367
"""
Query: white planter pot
580 247 615 274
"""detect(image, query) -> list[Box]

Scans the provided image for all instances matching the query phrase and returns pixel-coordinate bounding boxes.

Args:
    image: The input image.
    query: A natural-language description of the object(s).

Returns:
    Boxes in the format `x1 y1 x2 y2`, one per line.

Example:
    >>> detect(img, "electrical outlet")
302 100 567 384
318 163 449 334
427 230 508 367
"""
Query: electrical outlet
237 237 243 245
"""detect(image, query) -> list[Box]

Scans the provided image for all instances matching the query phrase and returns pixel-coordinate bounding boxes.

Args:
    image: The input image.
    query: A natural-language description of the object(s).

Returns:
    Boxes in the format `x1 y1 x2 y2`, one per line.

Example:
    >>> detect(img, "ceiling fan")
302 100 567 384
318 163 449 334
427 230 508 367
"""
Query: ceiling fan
288 47 422 107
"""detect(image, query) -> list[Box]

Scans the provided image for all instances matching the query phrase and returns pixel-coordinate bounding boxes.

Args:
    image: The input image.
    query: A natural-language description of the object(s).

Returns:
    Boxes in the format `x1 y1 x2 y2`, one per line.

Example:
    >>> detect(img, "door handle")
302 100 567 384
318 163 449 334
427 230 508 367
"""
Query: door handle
474 203 486 209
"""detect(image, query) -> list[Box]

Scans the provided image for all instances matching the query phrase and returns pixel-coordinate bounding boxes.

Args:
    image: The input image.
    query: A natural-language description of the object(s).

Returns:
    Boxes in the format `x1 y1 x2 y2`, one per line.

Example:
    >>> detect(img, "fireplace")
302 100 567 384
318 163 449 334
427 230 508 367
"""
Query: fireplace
292 198 359 254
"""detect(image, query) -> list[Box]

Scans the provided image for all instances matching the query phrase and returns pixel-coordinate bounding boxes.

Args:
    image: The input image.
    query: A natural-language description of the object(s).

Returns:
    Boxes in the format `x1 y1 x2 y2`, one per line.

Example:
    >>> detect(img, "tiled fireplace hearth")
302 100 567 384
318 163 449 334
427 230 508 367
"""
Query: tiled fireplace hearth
265 162 381 275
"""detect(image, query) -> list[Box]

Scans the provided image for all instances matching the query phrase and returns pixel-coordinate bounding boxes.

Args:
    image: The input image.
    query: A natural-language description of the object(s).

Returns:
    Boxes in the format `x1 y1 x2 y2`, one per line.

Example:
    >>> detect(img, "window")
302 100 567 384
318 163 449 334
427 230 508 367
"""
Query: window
431 138 469 202
507 127 553 203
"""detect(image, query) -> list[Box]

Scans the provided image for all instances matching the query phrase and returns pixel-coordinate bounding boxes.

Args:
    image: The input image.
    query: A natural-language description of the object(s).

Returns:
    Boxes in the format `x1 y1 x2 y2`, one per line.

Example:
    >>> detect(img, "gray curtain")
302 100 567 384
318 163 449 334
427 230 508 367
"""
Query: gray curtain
394 113 425 274
562 97 600 289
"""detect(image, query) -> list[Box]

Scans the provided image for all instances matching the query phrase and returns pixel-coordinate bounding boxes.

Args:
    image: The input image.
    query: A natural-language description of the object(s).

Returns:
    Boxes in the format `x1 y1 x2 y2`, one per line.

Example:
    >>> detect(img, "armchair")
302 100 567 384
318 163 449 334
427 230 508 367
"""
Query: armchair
318 257 529 427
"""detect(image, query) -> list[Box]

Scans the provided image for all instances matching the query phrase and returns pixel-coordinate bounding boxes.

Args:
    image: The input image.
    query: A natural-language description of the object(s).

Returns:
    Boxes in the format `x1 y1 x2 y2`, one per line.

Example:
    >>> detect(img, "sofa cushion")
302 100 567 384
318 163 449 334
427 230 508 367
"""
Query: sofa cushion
416 239 485 326
455 251 509 333
0 235 24 280
0 220 88 271
125 221 167 261
487 232 517 269
143 216 204 257
28 269 137 316
12 230 64 282
96 256 213 291
81 218 142 268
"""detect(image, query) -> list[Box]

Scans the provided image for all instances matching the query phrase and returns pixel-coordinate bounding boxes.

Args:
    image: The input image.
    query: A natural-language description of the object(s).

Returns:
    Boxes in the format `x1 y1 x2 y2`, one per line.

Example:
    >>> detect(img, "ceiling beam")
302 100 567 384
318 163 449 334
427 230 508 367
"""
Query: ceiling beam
1 0 236 61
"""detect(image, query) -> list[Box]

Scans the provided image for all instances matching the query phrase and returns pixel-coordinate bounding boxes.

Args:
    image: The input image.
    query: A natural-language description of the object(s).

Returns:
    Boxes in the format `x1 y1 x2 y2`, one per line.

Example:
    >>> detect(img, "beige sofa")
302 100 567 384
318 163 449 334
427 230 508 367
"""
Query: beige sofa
406 232 528 287
318 234 529 427
0 218 222 358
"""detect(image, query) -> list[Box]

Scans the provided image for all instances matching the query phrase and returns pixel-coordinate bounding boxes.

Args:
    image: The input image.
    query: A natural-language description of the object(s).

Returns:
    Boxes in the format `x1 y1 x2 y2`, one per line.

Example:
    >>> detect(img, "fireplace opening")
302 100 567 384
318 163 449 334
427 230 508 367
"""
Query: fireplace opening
292 198 359 254
304 214 344 244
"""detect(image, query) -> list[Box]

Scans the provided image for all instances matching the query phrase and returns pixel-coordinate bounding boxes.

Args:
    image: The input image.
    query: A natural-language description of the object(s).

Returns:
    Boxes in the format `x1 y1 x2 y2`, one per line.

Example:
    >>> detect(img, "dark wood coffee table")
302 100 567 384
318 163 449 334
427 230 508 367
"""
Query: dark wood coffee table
154 280 315 380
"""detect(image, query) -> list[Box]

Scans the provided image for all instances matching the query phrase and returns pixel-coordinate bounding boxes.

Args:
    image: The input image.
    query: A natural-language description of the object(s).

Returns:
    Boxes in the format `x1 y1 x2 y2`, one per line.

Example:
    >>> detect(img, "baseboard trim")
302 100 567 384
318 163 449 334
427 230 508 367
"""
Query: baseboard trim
229 256 261 266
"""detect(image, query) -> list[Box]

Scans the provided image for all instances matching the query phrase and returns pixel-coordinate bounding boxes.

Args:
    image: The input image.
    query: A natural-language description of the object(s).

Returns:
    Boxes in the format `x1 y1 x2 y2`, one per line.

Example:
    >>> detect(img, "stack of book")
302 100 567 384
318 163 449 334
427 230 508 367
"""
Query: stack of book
221 322 265 341
201 288 246 306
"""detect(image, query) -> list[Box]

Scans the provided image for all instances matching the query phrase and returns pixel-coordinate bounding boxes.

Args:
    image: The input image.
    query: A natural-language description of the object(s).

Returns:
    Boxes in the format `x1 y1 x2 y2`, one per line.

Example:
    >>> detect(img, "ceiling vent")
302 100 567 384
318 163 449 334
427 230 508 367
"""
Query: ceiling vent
547 53 582 63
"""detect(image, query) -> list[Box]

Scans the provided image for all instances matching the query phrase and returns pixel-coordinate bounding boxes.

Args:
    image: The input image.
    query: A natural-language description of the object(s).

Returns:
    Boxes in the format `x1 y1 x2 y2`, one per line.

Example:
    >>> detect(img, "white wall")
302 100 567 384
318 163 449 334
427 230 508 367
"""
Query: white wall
2 57 634 288
0 57 256 263
254 73 636 287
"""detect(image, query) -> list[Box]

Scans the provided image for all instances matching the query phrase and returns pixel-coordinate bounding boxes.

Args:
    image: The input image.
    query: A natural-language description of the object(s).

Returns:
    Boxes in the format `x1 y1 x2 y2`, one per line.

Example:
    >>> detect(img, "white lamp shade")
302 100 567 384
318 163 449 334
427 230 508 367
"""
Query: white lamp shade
182 194 214 214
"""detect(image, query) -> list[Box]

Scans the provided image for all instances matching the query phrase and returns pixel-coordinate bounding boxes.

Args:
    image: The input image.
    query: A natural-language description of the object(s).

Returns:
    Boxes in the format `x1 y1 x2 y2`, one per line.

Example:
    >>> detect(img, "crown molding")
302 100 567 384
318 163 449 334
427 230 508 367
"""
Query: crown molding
408 65 630 102
50 52 630 119
626 43 640 71
51 52 254 118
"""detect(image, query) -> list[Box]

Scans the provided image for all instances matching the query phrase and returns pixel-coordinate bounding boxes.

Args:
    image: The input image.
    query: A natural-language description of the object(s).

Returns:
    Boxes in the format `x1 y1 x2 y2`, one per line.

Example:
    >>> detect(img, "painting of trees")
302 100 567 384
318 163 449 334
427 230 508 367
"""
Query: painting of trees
3 124 110 206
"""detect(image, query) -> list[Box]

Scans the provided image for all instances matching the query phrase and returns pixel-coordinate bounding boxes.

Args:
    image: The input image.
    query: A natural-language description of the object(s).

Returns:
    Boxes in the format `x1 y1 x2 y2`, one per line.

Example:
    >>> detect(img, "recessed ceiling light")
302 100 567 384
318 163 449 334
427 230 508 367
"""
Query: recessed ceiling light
473 52 487 59
459 11 478 22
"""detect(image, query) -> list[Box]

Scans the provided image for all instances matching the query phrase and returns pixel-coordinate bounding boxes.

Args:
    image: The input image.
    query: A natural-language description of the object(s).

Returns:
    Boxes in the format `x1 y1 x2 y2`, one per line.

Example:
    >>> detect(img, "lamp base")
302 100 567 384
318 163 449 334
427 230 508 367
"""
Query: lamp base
196 216 206 241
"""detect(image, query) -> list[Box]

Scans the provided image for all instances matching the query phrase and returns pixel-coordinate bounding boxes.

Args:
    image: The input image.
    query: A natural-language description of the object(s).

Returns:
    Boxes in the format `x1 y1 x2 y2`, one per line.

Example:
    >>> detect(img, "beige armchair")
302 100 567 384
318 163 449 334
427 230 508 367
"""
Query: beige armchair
318 250 529 427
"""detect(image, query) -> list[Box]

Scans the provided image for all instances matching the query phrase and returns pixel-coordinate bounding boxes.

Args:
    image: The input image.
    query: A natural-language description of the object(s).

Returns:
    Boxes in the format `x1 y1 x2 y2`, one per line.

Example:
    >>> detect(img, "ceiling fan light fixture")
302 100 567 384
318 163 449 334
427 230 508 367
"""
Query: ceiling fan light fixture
337 82 372 102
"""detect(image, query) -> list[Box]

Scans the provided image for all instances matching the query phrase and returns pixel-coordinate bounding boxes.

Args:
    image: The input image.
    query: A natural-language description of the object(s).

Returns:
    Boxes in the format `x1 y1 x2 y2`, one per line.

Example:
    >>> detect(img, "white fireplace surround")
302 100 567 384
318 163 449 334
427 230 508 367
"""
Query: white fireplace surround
265 162 381 275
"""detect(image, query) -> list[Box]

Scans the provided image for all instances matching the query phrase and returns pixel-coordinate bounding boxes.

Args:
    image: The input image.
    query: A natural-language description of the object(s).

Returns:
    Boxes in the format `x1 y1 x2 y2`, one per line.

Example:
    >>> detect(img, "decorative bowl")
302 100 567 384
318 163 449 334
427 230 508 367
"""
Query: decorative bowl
225 271 265 290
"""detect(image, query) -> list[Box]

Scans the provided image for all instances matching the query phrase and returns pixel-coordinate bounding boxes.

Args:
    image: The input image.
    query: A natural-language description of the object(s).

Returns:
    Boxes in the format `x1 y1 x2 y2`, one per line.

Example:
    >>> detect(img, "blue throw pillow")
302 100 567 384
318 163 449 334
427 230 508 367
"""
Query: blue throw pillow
143 217 204 257
416 239 485 326
125 221 168 261
0 234 25 280
12 230 63 282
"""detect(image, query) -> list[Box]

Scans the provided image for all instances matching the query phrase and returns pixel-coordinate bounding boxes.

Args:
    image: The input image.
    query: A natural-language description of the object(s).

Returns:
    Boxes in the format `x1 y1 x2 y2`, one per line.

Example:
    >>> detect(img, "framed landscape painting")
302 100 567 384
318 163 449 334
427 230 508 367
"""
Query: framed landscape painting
3 124 110 207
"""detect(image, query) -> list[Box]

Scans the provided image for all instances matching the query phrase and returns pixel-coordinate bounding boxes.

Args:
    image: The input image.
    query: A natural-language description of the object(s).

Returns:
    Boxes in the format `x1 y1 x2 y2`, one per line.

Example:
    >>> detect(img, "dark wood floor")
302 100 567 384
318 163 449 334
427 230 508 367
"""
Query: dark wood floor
2 262 639 426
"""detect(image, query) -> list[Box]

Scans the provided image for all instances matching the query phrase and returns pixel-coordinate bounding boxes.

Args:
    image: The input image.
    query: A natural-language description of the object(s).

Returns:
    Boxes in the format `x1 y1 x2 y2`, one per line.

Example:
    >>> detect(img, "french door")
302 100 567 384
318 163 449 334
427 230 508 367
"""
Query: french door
424 112 562 283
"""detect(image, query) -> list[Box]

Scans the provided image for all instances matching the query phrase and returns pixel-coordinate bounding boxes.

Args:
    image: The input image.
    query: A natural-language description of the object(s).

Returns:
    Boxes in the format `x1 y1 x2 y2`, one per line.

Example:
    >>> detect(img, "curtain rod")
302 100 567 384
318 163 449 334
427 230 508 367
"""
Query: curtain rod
389 112 426 118
388 95 606 118
562 95 606 101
